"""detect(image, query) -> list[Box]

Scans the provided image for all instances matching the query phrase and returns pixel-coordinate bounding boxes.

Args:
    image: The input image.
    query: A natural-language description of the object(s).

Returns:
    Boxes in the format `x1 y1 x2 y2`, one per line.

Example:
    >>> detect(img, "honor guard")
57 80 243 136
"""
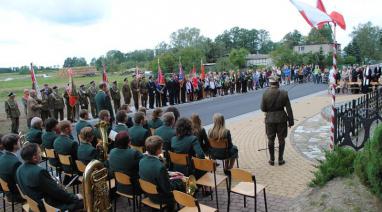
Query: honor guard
87 81 98 118
78 84 89 110
50 86 65 121
5 92 21 133
122 78 132 105
110 81 121 114
139 76 148 108
130 75 140 111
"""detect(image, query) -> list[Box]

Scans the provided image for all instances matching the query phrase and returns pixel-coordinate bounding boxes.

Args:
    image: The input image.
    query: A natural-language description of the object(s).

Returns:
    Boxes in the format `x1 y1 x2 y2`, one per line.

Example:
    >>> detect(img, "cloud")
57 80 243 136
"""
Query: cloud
0 0 108 25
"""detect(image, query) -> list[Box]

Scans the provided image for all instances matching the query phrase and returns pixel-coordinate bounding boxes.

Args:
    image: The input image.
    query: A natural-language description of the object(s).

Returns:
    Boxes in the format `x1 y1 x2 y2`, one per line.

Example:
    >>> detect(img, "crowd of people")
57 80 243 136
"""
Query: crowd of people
0 104 240 211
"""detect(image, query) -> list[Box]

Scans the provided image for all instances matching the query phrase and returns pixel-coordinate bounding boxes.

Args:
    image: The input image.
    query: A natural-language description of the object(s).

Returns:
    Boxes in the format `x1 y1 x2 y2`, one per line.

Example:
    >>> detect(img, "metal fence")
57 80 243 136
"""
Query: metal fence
334 88 382 150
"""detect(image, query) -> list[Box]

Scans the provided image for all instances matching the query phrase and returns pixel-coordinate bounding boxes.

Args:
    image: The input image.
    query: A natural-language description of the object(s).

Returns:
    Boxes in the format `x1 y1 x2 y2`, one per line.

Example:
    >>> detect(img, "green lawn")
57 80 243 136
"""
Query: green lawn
0 72 131 102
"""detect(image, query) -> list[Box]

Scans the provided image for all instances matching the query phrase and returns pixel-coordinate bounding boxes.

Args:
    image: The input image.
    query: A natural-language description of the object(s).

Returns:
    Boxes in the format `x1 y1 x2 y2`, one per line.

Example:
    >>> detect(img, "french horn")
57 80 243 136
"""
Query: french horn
184 175 197 196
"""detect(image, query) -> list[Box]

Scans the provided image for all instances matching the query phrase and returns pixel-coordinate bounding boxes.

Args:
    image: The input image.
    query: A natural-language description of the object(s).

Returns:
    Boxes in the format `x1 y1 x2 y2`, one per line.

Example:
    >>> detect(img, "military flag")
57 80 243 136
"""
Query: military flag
178 62 185 81
157 59 165 85
200 59 205 80
30 63 41 98
102 64 109 84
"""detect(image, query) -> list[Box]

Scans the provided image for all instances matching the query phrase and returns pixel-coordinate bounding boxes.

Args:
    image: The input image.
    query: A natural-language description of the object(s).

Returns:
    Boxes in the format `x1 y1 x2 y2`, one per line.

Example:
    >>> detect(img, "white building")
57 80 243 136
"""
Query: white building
246 54 273 67
293 43 341 55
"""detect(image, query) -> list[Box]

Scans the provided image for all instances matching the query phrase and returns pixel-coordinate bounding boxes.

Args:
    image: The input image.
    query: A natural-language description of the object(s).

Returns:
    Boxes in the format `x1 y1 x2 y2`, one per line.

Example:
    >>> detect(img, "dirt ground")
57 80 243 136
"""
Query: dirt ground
288 175 382 212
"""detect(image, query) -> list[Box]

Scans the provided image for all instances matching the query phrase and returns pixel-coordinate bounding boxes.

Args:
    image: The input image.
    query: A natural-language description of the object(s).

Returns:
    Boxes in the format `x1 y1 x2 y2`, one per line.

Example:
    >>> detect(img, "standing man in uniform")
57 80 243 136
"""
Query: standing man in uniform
87 81 98 118
110 81 121 114
147 76 156 109
131 75 140 111
50 86 65 121
95 82 115 122
261 75 294 166
78 85 89 110
40 88 50 123
122 78 132 105
27 90 42 129
139 76 148 108
5 92 21 133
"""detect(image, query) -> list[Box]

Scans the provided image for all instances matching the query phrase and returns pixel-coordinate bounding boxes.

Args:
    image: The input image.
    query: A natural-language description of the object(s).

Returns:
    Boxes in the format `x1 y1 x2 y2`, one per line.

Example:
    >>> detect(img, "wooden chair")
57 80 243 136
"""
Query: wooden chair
57 154 78 193
113 172 138 212
16 184 37 212
15 184 29 212
150 128 155 136
44 148 61 181
0 177 25 212
43 199 60 212
191 157 228 210
75 160 86 183
168 151 189 176
227 168 268 212
173 190 217 212
138 179 167 211
130 145 144 153
208 138 239 169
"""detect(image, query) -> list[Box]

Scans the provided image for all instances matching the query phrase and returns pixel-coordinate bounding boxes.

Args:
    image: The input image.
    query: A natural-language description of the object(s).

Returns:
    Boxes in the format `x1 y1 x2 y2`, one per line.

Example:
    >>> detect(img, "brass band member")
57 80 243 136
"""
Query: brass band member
77 127 99 165
261 75 294 166
41 118 60 167
128 112 150 148
16 143 83 211
154 112 176 152
148 108 163 130
113 110 129 133
26 117 43 145
190 113 209 154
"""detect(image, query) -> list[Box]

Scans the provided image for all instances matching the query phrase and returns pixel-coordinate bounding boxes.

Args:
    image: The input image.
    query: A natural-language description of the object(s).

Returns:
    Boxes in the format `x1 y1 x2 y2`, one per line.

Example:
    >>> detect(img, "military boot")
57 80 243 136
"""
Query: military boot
278 142 286 166
268 144 275 166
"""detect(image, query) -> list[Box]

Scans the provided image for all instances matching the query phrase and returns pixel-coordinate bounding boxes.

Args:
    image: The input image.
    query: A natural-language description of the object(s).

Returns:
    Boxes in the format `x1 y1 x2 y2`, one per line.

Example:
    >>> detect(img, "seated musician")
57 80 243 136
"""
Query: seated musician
208 113 238 170
109 131 143 194
138 107 149 129
94 110 113 149
139 136 184 212
154 112 176 152
75 109 92 137
165 106 180 122
128 112 150 148
113 110 129 133
0 134 23 202
148 108 163 130
16 143 83 212
190 113 209 154
26 117 43 145
41 118 60 167
53 120 78 180
171 117 205 176
119 104 134 128
77 127 98 165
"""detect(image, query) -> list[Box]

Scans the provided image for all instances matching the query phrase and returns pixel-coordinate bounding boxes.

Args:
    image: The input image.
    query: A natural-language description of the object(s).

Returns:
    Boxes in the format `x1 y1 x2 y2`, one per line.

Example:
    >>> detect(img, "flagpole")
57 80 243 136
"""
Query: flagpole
330 23 337 150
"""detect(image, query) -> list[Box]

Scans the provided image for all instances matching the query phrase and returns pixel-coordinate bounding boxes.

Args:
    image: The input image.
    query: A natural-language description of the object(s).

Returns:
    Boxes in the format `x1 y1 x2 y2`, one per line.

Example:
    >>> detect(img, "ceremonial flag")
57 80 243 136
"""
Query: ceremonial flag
316 0 327 13
135 65 141 79
329 11 346 30
178 62 184 81
289 0 332 28
102 64 109 84
30 63 41 98
157 59 165 85
67 68 78 108
190 64 196 77
200 59 205 80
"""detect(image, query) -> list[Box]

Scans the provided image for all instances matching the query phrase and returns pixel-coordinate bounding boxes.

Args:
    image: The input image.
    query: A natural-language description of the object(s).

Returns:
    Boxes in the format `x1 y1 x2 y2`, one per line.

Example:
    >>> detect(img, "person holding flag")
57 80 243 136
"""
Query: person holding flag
64 68 78 122
178 60 186 103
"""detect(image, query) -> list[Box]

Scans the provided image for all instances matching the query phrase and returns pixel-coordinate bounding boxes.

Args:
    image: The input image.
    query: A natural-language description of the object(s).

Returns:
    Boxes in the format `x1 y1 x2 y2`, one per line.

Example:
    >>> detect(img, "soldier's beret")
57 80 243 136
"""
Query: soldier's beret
80 84 84 87
52 86 58 89
8 92 16 97
124 78 128 81
90 81 95 84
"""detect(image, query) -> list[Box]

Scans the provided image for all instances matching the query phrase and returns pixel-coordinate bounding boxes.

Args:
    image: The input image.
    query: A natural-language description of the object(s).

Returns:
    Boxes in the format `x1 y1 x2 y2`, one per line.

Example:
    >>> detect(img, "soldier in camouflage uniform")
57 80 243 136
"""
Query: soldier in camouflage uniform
261 75 294 166
40 88 51 123
78 85 89 110
50 86 65 121
5 92 21 133
87 81 98 118
122 78 132 105
130 75 140 111
110 81 121 114
139 76 148 108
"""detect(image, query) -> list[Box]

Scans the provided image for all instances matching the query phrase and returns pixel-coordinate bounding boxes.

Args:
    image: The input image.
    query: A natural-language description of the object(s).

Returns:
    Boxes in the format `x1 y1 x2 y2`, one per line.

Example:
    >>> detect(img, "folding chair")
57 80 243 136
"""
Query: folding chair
208 138 239 169
138 179 167 212
43 199 60 212
173 190 217 212
227 168 268 212
57 154 78 193
0 178 25 212
168 151 189 176
113 172 138 212
44 148 62 181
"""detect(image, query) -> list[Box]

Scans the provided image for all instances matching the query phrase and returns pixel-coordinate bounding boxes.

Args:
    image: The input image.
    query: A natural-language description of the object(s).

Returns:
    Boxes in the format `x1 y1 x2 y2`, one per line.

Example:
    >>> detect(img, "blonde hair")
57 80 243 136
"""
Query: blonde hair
208 113 226 141
79 127 94 143
190 113 202 135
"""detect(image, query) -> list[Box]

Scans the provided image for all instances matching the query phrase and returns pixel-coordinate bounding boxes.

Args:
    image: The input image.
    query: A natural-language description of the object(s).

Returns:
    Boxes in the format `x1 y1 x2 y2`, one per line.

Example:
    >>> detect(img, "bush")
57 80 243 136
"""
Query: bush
309 146 357 187
354 124 382 198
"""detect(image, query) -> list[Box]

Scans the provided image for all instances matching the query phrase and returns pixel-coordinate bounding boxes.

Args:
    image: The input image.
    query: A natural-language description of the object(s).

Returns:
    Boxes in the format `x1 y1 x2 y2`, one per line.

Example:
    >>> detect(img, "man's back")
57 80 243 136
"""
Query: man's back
0 152 21 193
261 87 293 124
128 125 149 146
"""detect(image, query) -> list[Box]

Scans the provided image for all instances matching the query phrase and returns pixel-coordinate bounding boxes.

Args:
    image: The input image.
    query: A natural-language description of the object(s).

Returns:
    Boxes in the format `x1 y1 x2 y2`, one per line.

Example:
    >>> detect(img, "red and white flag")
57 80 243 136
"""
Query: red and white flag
157 59 165 85
316 0 346 30
290 0 332 28
67 68 78 107
102 64 109 84
30 63 41 98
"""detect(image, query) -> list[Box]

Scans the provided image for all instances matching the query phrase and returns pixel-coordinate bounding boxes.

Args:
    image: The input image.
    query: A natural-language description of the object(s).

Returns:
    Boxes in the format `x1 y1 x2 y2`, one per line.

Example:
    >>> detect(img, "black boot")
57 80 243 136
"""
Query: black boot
268 144 275 166
278 142 286 165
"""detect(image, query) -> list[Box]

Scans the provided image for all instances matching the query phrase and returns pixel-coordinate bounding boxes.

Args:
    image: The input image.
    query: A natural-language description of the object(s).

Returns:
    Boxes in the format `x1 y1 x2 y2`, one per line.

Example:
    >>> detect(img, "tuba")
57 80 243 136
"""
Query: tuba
83 160 111 212
96 121 109 161
18 132 29 147
184 175 197 196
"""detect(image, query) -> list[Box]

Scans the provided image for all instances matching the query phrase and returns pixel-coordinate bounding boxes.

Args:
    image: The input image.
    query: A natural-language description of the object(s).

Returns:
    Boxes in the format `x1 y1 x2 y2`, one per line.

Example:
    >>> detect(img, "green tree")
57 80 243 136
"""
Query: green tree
342 55 356 65
282 30 304 48
63 57 87 67
270 45 296 67
177 47 205 73
151 52 177 74
305 26 333 44
215 57 235 72
344 40 362 64
170 27 207 49
229 48 249 69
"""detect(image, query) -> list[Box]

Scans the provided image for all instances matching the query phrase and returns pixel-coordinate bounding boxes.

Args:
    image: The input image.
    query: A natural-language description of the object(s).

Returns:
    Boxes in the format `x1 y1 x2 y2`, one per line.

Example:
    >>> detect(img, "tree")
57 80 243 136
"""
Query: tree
229 48 249 69
344 40 362 64
305 26 333 44
170 27 207 49
151 52 177 74
270 45 297 67
215 57 235 72
177 47 205 73
257 30 275 54
282 30 304 48
63 57 87 67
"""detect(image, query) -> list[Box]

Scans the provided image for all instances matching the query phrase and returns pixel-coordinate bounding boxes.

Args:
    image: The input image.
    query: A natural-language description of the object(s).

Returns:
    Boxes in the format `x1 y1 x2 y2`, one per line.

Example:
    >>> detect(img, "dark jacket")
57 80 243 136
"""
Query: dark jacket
209 130 238 160
26 127 43 145
154 125 175 151
53 135 78 173
148 119 163 129
0 152 22 195
77 143 98 165
261 87 294 125
95 90 114 120
128 124 150 147
113 123 129 133
42 131 59 167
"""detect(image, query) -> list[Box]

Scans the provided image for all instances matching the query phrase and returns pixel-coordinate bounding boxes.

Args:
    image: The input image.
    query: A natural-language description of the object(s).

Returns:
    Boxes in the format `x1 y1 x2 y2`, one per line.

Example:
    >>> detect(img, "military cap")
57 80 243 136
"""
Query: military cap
90 81 95 84
52 86 58 89
80 84 85 87
124 78 128 81
269 75 280 83
8 92 16 97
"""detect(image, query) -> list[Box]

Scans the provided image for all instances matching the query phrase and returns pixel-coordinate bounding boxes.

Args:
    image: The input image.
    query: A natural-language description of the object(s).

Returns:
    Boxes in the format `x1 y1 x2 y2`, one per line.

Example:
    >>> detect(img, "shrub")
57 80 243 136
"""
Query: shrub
309 146 357 187
354 124 382 198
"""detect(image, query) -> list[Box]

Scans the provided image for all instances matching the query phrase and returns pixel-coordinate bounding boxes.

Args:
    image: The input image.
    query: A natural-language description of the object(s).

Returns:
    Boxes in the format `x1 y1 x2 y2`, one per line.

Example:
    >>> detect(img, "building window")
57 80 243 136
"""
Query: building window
298 46 305 52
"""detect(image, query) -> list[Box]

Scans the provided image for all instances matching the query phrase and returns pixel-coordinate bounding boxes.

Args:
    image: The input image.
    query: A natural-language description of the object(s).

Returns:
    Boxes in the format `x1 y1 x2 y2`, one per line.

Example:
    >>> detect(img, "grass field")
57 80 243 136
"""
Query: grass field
0 71 131 102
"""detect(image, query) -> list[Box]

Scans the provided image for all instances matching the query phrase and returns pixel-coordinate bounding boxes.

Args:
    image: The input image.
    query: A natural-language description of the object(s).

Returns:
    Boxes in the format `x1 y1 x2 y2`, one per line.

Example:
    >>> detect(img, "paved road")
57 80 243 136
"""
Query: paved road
171 82 328 125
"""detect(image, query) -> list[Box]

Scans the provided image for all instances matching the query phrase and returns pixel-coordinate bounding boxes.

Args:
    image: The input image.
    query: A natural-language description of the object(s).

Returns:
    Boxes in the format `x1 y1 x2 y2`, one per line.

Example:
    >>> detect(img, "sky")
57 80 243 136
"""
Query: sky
0 0 381 67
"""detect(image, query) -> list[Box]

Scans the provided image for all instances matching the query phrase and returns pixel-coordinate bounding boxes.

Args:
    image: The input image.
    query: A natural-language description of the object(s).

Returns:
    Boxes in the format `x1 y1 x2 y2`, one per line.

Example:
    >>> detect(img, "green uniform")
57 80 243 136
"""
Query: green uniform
154 125 175 151
95 90 114 121
139 79 148 108
128 124 150 147
0 152 22 200
87 84 98 118
112 123 128 133
130 79 140 111
77 143 98 165
122 82 132 105
78 89 89 110
75 120 92 136
53 135 78 173
139 155 174 209
26 127 43 145
42 131 59 167
16 163 83 211
50 90 65 120
40 91 50 122
5 98 21 133
109 148 143 194
148 119 163 129
209 130 238 160
110 84 121 114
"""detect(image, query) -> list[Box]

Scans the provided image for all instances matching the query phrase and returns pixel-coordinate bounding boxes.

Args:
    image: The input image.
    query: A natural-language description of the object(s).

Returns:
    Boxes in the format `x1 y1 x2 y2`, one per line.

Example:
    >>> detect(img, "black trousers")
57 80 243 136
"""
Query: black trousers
132 92 139 111
41 110 50 123
141 94 148 108
11 117 19 133
54 109 64 121
90 103 97 118
155 93 161 107
149 94 155 109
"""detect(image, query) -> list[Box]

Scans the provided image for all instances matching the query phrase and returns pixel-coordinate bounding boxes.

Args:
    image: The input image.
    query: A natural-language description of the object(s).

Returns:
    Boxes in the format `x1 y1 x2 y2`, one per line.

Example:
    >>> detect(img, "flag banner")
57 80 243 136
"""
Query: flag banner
178 63 184 81
330 11 346 30
102 64 109 84
30 63 41 98
135 65 141 79
67 68 78 108
157 62 165 85
290 0 332 28
200 60 205 80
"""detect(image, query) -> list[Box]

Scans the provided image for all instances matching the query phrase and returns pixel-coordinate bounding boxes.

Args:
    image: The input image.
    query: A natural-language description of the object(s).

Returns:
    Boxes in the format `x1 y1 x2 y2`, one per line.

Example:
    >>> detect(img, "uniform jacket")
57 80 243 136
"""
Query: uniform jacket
112 123 128 133
77 143 98 165
154 125 175 151
26 127 43 145
95 90 114 120
5 98 20 118
122 83 132 100
75 120 92 136
87 85 97 104
42 131 59 167
78 89 89 108
130 79 140 94
53 135 78 172
0 152 22 194
148 119 163 129
27 96 42 119
261 87 294 125
110 85 121 101
139 80 148 95
50 91 65 110
16 163 80 211
128 124 150 147
40 92 50 111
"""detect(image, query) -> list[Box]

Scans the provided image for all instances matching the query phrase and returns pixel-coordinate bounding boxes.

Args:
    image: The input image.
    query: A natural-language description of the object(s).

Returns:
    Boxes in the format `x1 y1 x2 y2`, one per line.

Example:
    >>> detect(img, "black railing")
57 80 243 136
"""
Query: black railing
334 88 382 150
